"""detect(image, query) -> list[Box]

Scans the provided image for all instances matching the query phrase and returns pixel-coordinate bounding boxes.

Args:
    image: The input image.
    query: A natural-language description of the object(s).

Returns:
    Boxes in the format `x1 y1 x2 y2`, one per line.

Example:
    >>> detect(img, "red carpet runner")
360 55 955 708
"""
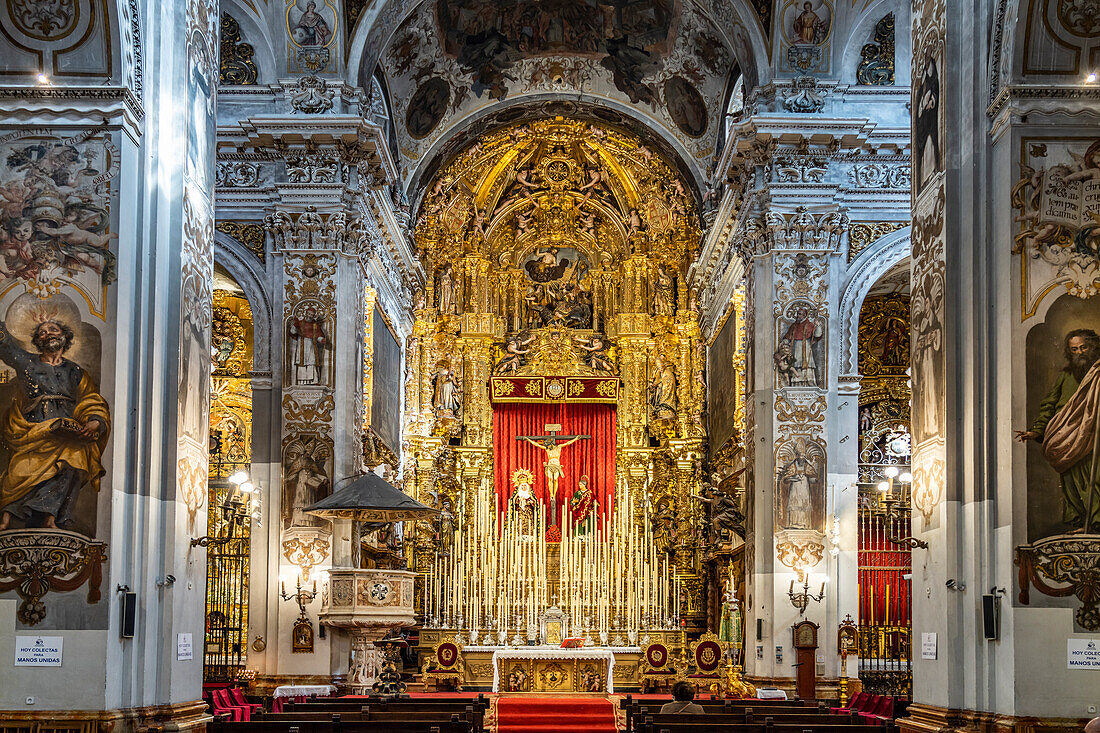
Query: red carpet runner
496 696 616 733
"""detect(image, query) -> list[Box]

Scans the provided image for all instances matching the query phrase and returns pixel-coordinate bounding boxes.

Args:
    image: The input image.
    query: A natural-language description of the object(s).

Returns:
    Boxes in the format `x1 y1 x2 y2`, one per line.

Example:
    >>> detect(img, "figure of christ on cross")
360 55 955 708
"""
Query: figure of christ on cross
517 425 590 526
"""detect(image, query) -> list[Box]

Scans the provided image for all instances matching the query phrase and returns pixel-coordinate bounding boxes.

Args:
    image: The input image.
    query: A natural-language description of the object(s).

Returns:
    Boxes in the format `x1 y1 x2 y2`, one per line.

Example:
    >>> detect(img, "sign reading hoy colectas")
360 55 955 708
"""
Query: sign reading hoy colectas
14 636 63 667
1067 639 1100 670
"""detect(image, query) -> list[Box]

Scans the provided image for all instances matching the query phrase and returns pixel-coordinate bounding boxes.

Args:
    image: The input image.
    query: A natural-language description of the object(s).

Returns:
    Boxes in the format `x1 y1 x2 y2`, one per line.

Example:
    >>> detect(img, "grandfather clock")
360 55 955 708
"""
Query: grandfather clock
791 620 819 700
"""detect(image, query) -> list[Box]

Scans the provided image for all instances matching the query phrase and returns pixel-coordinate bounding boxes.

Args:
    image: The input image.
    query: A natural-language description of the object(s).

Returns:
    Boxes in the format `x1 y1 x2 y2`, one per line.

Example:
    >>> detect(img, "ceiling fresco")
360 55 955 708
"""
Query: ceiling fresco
379 0 743 182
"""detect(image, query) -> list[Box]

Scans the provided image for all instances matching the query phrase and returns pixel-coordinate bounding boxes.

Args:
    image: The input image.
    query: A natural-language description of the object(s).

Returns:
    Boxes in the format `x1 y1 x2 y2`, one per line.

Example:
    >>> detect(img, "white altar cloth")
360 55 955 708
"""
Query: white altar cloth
491 647 618 693
272 684 337 699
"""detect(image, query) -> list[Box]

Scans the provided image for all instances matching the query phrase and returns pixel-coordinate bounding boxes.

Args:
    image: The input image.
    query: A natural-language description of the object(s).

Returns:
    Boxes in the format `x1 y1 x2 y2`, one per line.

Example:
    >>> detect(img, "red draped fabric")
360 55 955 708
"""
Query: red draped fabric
492 403 617 525
858 513 912 626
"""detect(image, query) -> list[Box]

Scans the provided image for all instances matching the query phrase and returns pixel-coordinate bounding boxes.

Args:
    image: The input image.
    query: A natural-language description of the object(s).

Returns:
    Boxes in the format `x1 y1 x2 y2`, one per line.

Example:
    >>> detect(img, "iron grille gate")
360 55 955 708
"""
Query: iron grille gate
203 459 251 683
857 468 912 699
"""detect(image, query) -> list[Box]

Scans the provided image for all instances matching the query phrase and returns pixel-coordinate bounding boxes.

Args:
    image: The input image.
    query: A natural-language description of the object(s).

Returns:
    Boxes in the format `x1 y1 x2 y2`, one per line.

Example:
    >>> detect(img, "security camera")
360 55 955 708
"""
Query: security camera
945 579 965 591
165 574 176 585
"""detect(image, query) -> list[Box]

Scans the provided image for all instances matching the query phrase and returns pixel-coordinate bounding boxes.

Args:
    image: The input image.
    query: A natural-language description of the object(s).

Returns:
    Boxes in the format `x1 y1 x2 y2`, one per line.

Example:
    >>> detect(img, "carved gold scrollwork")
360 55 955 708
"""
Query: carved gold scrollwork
282 534 331 582
0 530 108 626
1016 536 1100 631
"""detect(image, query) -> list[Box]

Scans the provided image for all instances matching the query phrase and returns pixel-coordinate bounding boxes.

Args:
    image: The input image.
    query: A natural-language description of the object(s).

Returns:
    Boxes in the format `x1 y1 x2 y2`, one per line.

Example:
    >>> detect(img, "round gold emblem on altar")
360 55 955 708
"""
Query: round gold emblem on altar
545 378 565 399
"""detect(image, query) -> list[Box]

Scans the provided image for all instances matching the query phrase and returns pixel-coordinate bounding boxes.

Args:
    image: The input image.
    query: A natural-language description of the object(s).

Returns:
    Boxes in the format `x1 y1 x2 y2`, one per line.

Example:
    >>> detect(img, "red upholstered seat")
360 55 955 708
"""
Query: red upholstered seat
209 688 250 722
830 690 870 714
859 695 895 724
228 687 262 715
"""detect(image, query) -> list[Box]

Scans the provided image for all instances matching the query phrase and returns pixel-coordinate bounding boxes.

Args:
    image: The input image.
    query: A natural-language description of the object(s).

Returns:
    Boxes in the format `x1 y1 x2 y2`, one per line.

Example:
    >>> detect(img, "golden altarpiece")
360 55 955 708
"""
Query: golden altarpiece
398 118 745 691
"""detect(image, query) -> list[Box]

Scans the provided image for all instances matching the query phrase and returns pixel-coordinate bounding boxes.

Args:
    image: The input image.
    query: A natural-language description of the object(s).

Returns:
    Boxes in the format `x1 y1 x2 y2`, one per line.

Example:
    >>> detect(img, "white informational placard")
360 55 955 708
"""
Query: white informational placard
14 636 63 667
1067 639 1100 669
177 633 193 661
921 632 938 660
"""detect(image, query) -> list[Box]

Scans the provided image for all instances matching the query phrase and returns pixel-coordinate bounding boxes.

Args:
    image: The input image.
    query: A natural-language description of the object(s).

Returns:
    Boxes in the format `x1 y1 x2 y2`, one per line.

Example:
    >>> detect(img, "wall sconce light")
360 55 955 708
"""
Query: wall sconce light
788 575 825 616
1087 72 1097 83
877 468 929 550
281 575 319 653
35 72 50 85
190 471 256 548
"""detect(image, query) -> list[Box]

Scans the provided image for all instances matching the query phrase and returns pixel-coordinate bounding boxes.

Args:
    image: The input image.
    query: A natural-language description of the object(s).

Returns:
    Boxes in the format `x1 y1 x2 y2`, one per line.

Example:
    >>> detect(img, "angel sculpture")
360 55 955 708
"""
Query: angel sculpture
495 331 535 374
574 334 615 374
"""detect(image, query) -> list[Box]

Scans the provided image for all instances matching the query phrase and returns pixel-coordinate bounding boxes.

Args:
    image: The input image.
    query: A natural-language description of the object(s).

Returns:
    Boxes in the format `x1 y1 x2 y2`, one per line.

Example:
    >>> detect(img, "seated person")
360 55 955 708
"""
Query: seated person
660 681 705 714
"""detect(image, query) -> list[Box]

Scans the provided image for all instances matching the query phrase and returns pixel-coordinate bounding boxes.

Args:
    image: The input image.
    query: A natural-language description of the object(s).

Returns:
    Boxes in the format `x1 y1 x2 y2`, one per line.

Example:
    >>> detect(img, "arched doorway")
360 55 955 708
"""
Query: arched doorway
855 258 912 698
204 264 256 682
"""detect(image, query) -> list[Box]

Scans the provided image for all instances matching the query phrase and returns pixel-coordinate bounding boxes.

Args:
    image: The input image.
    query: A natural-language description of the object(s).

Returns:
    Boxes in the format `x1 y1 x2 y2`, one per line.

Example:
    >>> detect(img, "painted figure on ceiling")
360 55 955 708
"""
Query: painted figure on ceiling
792 1 825 44
0 319 110 532
1016 328 1100 533
292 1 331 47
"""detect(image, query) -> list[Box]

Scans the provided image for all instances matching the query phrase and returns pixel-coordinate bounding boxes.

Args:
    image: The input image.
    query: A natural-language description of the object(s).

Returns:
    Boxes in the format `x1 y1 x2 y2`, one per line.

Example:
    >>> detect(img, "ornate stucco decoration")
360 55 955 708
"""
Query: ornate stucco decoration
215 220 266 263
856 13 895 86
219 12 258 85
764 207 849 252
1016 536 1100 630
0 530 108 626
290 75 335 114
847 221 909 262
782 77 827 114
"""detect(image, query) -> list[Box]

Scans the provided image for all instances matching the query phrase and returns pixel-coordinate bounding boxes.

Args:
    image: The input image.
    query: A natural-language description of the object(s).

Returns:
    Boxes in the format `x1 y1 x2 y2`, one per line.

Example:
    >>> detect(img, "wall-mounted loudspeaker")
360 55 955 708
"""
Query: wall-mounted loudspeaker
120 592 137 638
982 593 999 640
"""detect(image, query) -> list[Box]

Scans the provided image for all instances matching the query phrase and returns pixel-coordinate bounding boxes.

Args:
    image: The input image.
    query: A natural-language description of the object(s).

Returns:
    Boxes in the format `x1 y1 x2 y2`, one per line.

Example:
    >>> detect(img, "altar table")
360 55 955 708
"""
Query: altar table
492 647 618 693
271 684 336 712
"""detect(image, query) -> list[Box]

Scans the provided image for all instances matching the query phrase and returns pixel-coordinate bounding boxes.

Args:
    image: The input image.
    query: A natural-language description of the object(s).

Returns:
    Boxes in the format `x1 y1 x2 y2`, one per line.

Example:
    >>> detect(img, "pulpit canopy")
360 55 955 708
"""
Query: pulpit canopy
305 473 438 522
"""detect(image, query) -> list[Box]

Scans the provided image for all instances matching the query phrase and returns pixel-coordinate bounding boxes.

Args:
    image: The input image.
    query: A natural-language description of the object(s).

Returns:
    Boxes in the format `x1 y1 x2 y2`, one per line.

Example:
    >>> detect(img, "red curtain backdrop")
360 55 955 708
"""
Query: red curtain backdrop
492 403 617 524
858 513 912 626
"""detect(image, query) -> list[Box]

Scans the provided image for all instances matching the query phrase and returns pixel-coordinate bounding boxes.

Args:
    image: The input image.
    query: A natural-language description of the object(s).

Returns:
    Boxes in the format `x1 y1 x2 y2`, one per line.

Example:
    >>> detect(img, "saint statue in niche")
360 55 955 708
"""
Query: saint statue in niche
0 318 110 531
648 356 678 420
1017 328 1100 533
652 266 676 316
289 306 329 386
438 264 455 314
432 363 463 418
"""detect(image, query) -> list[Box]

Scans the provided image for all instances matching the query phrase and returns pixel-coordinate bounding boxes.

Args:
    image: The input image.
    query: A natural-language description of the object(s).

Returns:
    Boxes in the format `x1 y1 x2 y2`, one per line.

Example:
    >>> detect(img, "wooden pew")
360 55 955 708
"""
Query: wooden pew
286 696 488 712
625 701 828 733
274 701 484 732
638 720 895 733
209 717 472 733
638 713 865 728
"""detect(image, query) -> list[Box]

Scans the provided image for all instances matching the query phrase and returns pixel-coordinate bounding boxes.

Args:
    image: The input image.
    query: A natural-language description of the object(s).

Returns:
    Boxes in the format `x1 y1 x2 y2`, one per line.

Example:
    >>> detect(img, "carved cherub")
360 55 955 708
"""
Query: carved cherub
574 334 615 374
495 331 535 374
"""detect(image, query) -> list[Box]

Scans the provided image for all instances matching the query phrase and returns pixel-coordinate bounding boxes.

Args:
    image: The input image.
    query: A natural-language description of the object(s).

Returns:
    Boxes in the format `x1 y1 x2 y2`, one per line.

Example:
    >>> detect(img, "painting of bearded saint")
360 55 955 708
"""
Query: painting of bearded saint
0 318 109 532
1018 328 1100 533
776 306 824 388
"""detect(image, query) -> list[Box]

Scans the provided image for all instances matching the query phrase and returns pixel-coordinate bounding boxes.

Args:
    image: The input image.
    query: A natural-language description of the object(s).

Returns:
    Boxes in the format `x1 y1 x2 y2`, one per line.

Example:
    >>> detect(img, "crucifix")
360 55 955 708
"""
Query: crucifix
517 424 590 526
